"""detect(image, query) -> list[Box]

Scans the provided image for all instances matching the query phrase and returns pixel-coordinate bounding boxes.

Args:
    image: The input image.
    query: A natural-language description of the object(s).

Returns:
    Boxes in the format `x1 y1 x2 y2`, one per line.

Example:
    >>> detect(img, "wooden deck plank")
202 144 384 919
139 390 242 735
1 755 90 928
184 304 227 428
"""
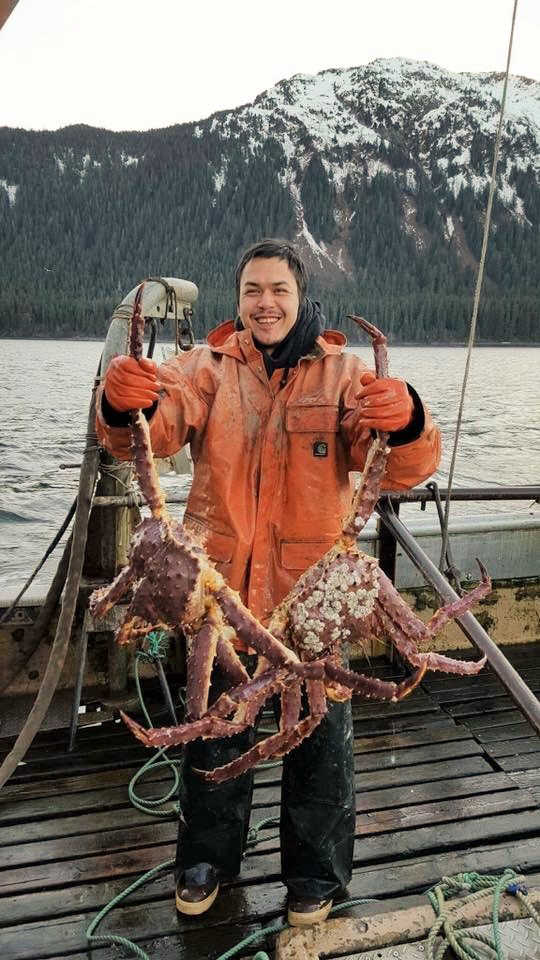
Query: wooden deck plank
0 644 537 960
242 809 540 879
252 737 483 785
497 751 540 772
5 789 537 928
254 756 492 808
444 694 540 718
0 726 473 824
423 662 540 687
487 737 540 758
3 800 538 898
425 677 540 704
3 770 523 850
1 739 482 839
3 837 540 960
476 721 536 742
250 771 525 819
0 757 494 874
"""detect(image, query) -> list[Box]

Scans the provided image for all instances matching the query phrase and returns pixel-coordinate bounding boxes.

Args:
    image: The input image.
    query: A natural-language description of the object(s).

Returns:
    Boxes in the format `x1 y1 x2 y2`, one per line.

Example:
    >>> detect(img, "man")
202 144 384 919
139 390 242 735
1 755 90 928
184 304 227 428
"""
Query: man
98 239 441 926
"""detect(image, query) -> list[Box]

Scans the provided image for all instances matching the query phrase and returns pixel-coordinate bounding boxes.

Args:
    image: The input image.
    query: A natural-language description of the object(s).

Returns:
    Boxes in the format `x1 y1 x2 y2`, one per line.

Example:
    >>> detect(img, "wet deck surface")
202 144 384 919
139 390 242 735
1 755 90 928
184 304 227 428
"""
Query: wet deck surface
0 644 539 959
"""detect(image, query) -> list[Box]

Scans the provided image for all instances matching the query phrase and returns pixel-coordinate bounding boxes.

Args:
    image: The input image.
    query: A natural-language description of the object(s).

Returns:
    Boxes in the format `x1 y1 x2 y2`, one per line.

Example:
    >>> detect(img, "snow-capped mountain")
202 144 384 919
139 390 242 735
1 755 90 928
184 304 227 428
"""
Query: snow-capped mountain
1 58 538 340
194 58 540 278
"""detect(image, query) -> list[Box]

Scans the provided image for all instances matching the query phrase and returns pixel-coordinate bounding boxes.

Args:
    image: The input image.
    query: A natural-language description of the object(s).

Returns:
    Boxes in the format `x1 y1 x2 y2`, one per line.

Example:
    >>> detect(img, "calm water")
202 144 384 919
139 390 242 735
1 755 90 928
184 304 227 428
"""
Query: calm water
1 339 539 598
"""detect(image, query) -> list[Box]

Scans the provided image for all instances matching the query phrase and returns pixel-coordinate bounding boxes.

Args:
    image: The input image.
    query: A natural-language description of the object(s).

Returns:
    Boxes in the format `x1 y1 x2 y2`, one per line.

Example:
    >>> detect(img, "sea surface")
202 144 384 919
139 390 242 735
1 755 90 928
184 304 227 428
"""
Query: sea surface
1 338 539 599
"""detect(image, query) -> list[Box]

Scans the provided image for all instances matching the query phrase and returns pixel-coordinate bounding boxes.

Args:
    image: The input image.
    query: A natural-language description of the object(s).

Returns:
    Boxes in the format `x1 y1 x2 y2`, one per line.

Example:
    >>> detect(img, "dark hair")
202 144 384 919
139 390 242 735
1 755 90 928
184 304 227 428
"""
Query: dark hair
235 238 308 305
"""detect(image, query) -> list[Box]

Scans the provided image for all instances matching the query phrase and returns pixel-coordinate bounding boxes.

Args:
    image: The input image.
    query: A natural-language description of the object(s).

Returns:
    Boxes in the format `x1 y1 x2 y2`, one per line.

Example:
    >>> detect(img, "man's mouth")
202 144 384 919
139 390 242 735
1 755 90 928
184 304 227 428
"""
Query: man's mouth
254 315 281 326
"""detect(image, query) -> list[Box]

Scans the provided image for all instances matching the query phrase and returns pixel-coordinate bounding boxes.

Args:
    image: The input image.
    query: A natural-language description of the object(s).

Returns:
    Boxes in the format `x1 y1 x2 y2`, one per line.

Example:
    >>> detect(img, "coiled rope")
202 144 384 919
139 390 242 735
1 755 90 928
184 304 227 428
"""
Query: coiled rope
426 869 540 960
128 633 184 817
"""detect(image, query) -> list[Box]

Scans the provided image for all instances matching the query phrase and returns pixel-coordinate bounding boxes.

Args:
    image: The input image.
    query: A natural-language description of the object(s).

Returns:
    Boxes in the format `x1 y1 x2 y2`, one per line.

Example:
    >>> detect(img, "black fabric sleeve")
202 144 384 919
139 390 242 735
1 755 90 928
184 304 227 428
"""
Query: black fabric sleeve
101 392 158 428
387 383 425 448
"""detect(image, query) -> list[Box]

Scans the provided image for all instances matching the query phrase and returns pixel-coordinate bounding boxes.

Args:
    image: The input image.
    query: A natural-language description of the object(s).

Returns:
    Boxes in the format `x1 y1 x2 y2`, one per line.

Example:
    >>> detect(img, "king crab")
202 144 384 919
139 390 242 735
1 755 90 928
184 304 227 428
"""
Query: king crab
90 284 489 783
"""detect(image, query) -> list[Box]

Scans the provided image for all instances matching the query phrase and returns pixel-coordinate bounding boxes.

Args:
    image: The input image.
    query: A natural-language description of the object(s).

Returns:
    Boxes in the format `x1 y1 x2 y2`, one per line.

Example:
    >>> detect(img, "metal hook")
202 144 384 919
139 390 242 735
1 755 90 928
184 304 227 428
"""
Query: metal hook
426 481 463 595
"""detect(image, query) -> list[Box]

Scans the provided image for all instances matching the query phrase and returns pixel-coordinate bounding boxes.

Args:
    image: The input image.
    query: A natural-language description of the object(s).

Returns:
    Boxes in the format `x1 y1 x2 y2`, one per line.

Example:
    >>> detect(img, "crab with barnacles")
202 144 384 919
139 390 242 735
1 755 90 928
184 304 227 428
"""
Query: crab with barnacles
90 284 489 783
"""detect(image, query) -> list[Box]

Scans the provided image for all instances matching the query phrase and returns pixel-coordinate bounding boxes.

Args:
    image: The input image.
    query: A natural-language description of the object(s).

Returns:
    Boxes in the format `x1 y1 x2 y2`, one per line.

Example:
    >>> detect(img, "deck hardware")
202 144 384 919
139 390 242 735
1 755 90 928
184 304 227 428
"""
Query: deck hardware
426 481 463 594
376 499 540 737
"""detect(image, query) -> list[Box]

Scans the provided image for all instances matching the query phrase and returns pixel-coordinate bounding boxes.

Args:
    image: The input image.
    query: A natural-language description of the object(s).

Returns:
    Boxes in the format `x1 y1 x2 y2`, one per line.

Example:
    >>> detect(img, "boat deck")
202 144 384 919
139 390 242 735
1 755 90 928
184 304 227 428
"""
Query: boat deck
1 643 539 960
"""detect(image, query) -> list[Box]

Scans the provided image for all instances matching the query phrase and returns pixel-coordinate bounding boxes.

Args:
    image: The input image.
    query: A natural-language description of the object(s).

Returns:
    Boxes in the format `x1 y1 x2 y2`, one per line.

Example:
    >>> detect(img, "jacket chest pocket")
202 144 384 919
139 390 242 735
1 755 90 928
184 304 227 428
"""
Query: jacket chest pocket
285 405 340 460
285 405 339 433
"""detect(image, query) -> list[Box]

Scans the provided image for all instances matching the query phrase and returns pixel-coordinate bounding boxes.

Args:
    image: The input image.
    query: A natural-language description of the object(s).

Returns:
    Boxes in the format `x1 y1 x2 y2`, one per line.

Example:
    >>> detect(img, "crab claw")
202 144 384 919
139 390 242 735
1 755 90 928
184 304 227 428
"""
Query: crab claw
120 710 154 745
475 558 490 584
119 710 247 748
418 651 487 675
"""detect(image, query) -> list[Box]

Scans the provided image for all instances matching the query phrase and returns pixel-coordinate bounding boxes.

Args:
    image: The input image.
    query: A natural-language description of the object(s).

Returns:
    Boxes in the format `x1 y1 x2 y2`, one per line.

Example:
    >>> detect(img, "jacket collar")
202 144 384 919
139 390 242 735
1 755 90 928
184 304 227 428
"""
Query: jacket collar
206 319 347 362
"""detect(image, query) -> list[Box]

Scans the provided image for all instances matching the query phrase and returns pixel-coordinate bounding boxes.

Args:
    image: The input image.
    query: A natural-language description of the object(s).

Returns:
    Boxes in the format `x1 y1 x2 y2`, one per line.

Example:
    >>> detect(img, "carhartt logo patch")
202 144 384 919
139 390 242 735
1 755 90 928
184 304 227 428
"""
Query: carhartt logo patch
313 441 328 457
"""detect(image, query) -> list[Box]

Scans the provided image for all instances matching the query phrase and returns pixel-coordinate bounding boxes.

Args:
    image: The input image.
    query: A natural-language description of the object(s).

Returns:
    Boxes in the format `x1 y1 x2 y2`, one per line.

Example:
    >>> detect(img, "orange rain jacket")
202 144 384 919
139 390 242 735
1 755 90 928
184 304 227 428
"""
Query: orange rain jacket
97 321 441 636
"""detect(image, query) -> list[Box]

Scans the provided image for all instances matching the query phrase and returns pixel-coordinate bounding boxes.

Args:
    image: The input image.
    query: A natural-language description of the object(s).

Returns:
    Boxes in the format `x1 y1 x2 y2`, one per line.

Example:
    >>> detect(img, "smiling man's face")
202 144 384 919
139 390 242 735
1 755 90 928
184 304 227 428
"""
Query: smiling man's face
238 256 300 352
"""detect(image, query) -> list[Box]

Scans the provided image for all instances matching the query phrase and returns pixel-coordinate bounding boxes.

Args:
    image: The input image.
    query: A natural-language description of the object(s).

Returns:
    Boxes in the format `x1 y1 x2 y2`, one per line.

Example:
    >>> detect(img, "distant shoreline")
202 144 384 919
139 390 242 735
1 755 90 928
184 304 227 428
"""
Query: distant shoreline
1 336 539 347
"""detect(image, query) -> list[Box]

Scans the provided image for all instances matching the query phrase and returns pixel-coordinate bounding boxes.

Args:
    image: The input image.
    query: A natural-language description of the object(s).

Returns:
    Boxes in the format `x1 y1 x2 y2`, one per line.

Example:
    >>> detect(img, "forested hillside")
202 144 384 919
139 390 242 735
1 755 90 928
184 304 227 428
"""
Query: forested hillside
1 58 539 342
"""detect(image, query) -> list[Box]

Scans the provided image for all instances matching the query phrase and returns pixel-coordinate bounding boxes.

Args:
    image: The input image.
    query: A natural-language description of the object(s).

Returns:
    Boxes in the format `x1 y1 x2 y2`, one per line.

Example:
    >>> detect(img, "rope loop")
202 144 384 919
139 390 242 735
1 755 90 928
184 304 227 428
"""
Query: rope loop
425 867 540 960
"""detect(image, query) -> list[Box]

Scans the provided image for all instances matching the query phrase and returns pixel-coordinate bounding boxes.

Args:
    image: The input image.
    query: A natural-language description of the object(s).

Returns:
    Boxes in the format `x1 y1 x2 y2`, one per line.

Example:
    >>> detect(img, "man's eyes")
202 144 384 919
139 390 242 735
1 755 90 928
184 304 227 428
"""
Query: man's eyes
244 287 290 295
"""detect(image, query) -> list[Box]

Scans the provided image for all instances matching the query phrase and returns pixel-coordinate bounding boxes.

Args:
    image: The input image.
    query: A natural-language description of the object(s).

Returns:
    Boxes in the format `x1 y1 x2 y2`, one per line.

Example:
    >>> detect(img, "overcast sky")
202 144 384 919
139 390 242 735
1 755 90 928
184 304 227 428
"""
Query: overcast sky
1 0 538 131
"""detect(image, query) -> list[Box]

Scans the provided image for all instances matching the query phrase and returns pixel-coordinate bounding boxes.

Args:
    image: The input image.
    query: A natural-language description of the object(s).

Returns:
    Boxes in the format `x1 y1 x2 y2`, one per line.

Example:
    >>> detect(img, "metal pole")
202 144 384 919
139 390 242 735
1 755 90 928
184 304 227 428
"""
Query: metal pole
155 658 179 726
89 484 540 510
68 626 88 752
376 499 540 737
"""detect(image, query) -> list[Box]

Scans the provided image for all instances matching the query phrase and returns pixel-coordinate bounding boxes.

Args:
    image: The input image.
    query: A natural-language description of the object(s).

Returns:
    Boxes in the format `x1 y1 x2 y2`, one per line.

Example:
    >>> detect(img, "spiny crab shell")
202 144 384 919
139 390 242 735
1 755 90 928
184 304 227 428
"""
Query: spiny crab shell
287 550 380 657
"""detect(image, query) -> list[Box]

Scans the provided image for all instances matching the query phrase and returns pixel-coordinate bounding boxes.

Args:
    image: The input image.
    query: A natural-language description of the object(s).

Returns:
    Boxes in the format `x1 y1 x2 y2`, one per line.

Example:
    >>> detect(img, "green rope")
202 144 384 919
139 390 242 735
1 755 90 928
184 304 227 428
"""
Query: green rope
86 859 175 957
127 650 183 816
246 816 280 849
425 869 540 960
86 632 183 957
214 897 379 960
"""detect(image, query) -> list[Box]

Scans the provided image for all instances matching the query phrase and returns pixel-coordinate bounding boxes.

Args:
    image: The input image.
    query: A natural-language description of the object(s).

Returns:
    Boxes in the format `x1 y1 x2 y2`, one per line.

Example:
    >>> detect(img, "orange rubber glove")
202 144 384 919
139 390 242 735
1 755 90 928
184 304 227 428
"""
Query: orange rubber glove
352 370 414 438
104 355 160 413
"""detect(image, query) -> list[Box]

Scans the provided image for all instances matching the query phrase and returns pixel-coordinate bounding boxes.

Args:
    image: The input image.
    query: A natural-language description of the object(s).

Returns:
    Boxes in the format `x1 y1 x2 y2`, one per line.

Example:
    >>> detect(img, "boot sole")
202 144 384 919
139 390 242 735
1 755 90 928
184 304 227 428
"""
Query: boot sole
176 883 219 916
288 899 333 927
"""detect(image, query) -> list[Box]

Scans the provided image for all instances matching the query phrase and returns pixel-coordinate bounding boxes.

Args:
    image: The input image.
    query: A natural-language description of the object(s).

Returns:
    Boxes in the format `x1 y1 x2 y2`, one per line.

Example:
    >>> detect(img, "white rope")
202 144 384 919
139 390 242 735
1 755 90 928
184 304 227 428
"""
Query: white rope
439 0 519 571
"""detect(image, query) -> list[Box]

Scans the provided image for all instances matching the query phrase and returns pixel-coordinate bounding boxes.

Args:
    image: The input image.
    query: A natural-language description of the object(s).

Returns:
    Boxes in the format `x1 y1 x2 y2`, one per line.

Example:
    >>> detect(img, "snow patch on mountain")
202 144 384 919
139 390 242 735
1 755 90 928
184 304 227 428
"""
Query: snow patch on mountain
213 161 227 193
0 179 18 205
285 177 347 275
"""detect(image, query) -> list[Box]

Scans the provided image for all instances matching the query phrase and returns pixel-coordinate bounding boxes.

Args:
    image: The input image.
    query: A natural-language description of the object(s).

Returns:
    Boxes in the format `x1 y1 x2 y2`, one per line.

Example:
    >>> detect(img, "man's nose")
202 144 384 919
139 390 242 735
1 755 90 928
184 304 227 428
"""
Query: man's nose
257 288 276 308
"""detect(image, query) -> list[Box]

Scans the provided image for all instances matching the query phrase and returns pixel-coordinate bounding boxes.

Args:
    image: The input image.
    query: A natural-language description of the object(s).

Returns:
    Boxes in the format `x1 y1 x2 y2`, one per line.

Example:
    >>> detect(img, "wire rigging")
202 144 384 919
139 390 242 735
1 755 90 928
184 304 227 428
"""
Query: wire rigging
439 0 519 571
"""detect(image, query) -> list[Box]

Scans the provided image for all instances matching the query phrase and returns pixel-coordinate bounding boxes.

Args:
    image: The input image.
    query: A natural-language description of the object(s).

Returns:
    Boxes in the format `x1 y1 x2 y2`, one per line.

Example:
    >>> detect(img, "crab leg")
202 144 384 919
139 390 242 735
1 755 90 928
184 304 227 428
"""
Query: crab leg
216 632 250 686
280 681 302 733
216 587 300 667
324 659 426 701
425 561 491 636
121 711 247 748
89 564 138 618
343 438 390 539
120 667 288 749
185 619 220 720
196 713 324 783
374 602 486 676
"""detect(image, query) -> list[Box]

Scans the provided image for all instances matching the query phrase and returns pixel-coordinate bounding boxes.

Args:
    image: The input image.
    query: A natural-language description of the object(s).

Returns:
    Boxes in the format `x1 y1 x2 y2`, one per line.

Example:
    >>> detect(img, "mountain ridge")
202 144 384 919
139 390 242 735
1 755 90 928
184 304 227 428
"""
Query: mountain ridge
0 57 538 341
